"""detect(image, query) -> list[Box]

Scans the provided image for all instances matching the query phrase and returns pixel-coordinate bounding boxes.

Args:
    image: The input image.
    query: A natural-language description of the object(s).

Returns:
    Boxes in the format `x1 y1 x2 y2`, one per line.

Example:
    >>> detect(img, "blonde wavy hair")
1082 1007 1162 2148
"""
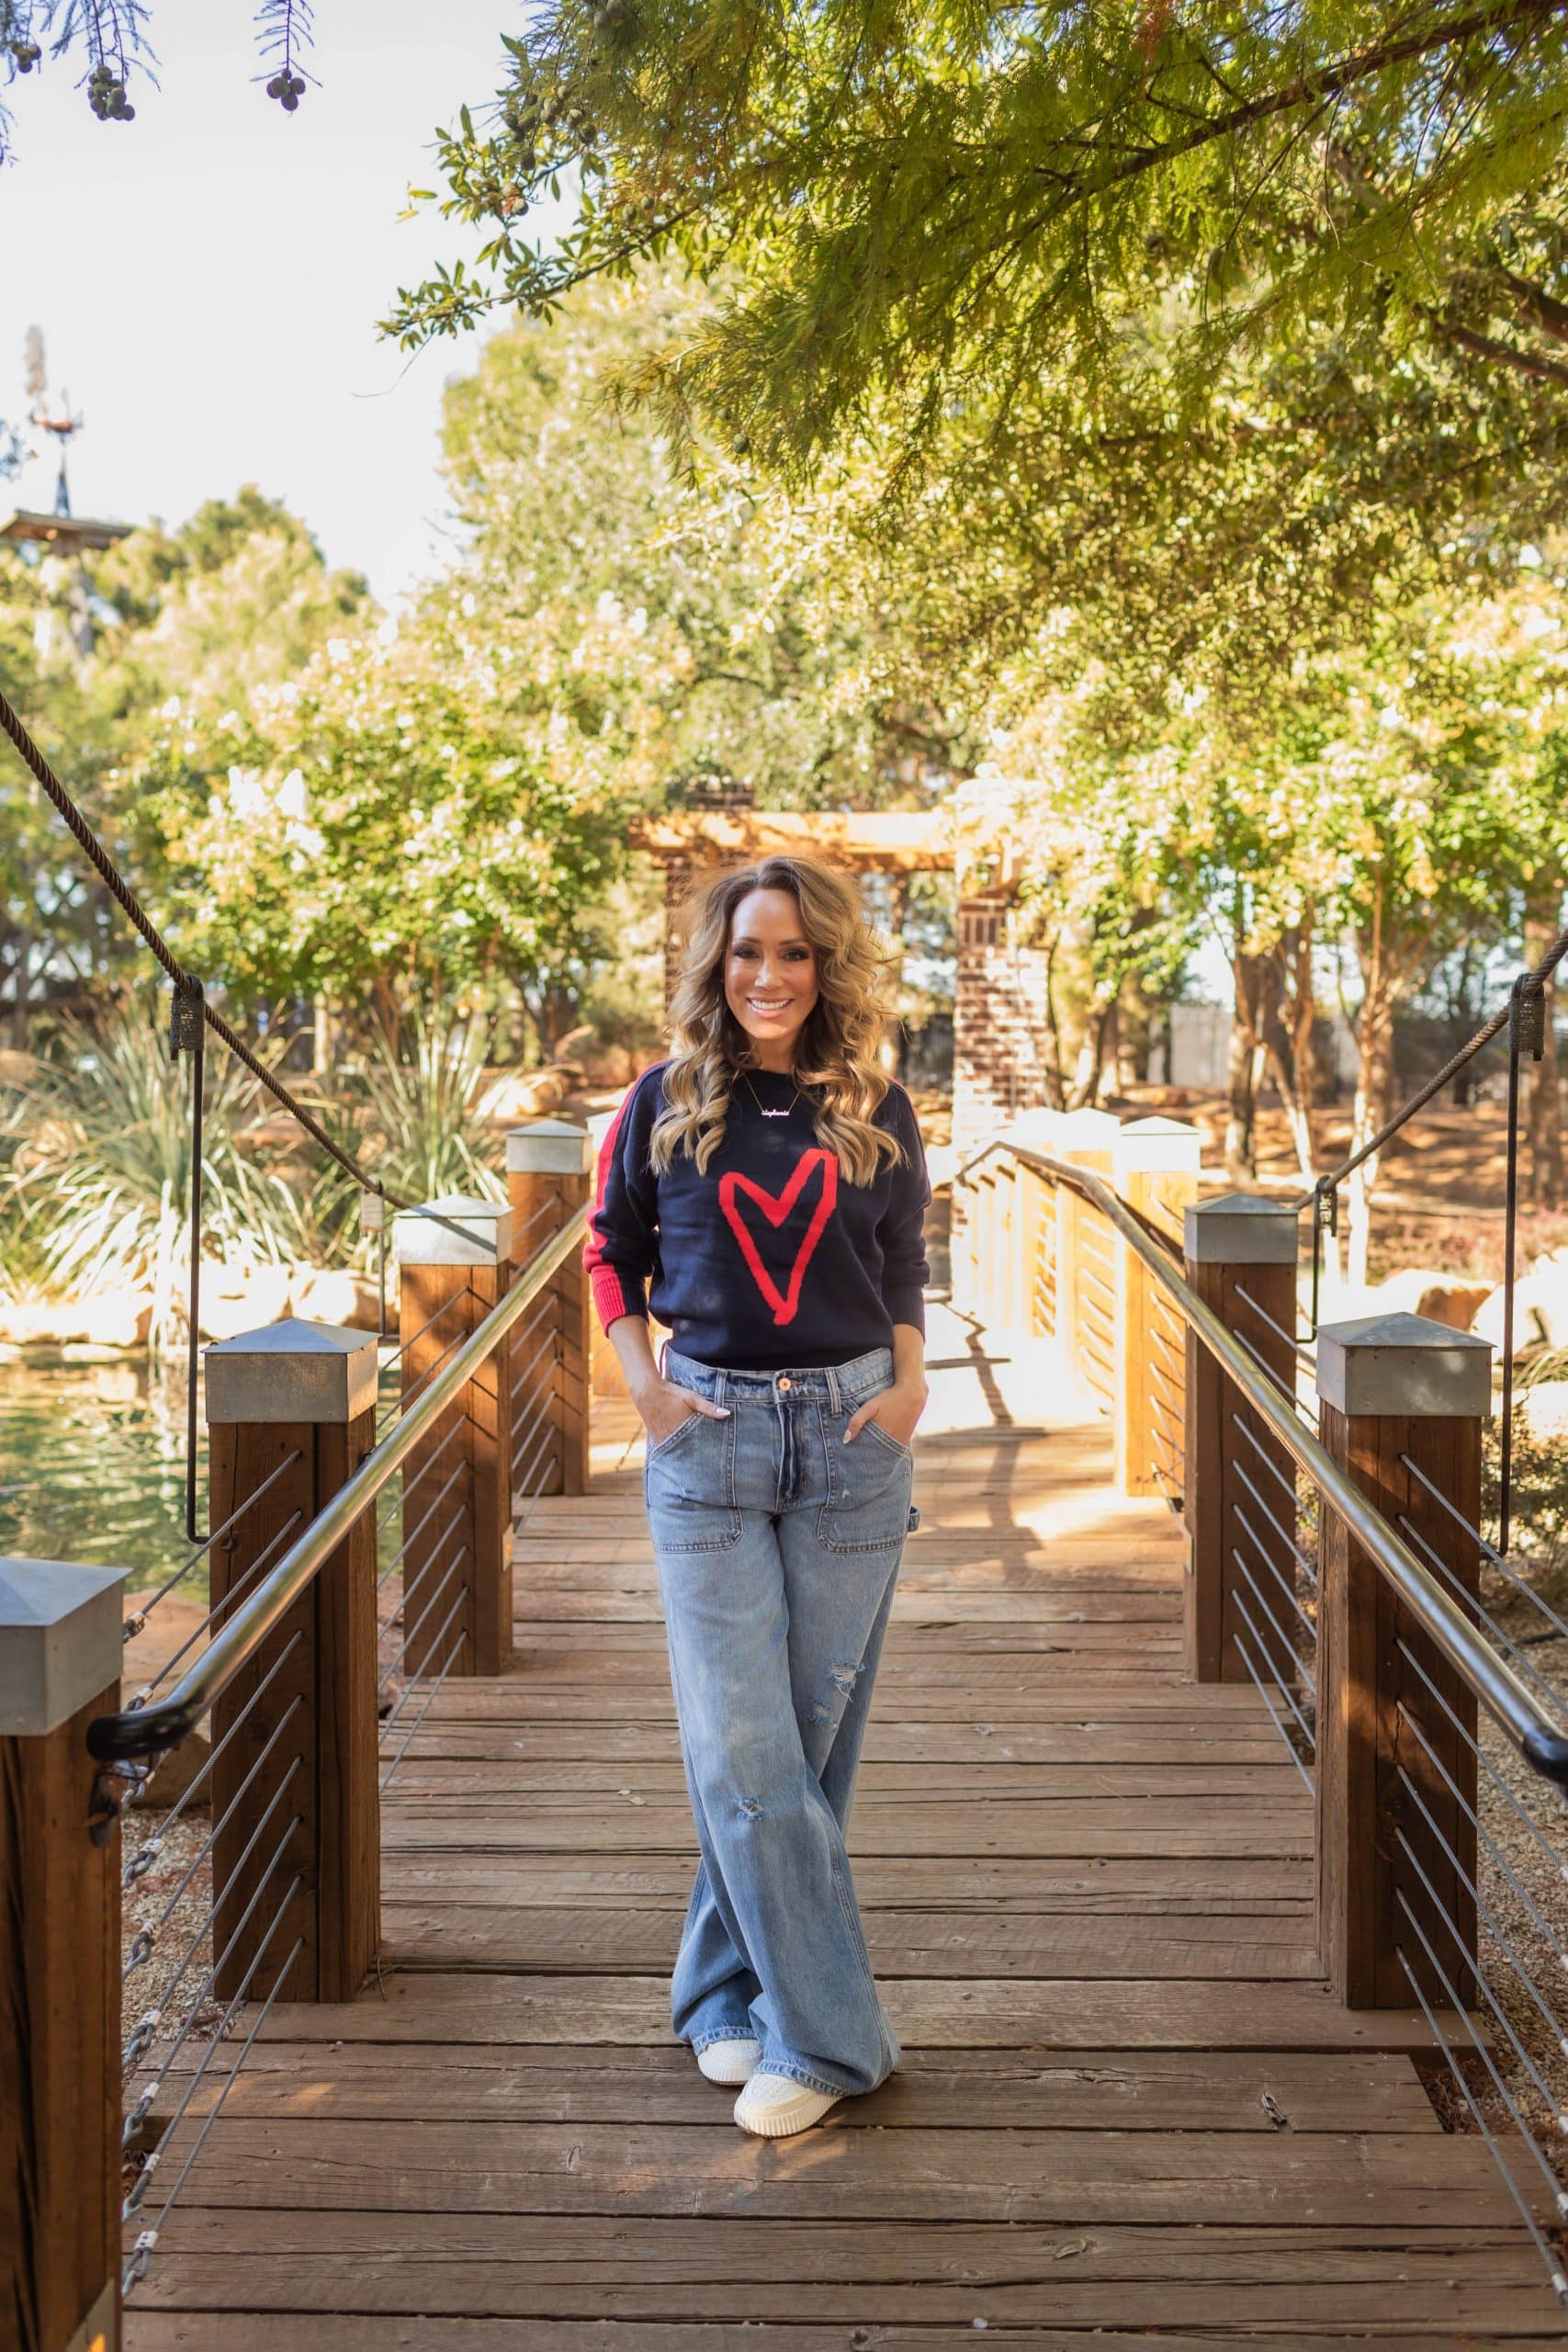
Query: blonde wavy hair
649 854 906 1188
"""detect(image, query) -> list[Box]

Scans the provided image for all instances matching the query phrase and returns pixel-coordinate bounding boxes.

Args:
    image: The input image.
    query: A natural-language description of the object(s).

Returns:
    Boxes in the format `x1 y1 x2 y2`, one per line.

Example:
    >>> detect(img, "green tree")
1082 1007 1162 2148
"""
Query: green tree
389 1 1568 484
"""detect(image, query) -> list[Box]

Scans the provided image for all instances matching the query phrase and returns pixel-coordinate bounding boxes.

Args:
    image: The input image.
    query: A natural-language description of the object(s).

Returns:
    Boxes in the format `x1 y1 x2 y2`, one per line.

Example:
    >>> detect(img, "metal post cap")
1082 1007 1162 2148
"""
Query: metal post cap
205 1317 380 1425
1184 1193 1300 1265
1316 1312 1493 1419
505 1120 594 1176
0 1558 129 1734
392 1195 514 1268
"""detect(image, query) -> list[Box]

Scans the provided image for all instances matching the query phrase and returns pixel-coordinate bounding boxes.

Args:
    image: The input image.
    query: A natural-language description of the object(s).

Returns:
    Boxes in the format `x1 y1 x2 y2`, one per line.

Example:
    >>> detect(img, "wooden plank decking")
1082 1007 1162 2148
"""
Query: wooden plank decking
126 1309 1566 2346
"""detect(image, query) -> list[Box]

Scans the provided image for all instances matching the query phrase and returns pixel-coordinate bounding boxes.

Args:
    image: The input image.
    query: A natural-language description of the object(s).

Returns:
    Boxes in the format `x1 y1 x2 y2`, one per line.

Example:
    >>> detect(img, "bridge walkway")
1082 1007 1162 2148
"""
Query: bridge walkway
124 1306 1563 2346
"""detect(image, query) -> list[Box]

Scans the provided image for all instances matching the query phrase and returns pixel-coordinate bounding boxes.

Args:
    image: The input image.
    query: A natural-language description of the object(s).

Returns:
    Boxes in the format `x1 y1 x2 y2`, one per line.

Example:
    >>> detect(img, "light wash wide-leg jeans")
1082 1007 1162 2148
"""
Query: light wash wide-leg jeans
643 1343 917 2098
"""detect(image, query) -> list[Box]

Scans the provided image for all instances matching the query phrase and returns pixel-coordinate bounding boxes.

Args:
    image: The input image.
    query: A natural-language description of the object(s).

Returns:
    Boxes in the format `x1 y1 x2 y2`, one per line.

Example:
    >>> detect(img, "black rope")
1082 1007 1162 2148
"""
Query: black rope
0 684 393 1201
0 684 507 1542
1301 920 1568 1208
1 685 493 1241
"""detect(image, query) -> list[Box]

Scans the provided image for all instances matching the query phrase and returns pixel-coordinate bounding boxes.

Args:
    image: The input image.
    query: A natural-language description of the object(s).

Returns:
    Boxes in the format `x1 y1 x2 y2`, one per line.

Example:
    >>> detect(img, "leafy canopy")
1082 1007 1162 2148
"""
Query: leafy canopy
384 1 1568 482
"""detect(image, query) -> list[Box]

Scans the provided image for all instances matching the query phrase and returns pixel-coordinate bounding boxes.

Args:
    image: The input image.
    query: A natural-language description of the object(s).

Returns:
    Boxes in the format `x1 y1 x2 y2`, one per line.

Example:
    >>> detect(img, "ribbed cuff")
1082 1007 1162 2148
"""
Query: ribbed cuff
884 1285 927 1337
591 1264 648 1332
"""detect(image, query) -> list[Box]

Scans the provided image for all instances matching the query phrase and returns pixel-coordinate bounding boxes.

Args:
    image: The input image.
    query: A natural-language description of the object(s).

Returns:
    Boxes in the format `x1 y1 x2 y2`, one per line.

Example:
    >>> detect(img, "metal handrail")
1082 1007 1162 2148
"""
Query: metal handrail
967 1140 1568 1791
88 1207 588 1762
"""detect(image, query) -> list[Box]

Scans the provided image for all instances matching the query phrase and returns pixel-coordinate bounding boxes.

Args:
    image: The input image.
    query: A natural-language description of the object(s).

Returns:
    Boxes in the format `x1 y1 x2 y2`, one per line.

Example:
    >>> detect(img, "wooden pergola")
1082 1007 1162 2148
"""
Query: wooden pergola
626 807 1041 1145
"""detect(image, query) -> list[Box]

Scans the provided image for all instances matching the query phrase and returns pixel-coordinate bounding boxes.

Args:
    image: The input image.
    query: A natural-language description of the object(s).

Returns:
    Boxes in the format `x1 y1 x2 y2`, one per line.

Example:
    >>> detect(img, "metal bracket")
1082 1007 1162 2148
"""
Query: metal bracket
169 975 206 1061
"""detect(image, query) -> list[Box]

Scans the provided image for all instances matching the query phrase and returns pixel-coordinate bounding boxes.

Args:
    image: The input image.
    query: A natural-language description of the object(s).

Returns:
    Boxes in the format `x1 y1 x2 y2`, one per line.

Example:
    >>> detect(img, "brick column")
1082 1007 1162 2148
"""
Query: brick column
952 892 1054 1153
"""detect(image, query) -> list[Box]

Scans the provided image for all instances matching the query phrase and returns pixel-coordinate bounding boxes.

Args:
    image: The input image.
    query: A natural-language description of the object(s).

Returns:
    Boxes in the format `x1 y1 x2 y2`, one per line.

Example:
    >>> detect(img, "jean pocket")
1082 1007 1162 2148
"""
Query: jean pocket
817 1408 914 1555
862 1418 914 1464
645 1409 741 1552
646 1403 705 1460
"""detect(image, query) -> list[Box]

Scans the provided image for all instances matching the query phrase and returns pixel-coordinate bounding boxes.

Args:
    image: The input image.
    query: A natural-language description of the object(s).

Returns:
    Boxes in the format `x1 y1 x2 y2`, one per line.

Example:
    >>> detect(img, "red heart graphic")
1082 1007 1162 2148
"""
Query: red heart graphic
718 1149 839 1326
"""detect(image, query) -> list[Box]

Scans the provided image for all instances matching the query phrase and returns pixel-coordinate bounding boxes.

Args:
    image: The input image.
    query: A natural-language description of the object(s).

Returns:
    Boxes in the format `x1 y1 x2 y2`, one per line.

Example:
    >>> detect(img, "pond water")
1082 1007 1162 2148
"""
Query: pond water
0 1356 405 1602
0 1358 206 1585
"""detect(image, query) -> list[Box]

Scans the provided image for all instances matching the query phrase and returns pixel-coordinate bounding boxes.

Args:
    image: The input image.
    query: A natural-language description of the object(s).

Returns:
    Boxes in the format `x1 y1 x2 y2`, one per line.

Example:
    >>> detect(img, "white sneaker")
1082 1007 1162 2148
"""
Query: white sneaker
696 2036 761 2086
734 2071 840 2137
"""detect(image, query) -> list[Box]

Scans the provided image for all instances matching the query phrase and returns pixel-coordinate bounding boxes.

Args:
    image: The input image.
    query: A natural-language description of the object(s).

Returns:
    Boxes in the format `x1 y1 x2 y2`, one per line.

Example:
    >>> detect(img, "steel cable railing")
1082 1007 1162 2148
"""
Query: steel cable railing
90 1206 585 1763
964 1132 1568 2303
998 1143 1568 1785
93 1201 590 2299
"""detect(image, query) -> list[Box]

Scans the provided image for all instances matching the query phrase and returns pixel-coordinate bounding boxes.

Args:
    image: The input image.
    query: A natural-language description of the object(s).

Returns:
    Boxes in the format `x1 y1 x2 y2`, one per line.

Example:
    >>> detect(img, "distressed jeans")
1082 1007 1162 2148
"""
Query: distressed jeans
643 1343 917 2098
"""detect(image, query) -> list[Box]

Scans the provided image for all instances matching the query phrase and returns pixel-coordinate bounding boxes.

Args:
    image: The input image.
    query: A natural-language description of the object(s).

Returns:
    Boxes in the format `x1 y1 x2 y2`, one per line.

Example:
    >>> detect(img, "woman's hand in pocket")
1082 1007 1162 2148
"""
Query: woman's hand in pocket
844 1376 928 1450
635 1377 730 1450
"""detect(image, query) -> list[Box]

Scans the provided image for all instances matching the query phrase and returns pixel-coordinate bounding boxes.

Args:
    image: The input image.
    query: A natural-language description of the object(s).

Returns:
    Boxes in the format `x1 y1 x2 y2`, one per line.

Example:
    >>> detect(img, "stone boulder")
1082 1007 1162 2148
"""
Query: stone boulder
1411 1277 1494 1332
1522 1380 1568 1439
288 1266 382 1330
480 1066 582 1121
1472 1256 1568 1353
0 1290 153 1350
197 1261 292 1342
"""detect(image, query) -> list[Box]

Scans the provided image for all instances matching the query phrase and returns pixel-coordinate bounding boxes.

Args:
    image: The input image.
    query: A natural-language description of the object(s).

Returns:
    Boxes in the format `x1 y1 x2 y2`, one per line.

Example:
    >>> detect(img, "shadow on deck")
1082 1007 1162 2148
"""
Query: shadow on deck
125 1306 1565 2346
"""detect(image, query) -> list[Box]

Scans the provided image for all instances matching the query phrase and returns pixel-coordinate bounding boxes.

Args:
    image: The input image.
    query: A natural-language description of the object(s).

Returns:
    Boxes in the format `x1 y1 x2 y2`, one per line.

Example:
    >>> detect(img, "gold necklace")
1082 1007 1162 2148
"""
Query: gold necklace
740 1069 804 1120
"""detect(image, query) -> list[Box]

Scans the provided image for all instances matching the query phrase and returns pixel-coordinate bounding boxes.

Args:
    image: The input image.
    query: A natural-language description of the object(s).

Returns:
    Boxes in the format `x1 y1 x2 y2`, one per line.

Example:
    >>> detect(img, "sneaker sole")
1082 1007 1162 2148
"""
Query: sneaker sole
735 2093 840 2138
698 2056 759 2086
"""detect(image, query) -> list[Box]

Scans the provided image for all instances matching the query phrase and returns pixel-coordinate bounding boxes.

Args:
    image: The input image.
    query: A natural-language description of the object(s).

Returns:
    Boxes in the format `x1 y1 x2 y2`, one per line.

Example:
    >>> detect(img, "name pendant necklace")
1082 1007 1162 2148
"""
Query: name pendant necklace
742 1070 804 1120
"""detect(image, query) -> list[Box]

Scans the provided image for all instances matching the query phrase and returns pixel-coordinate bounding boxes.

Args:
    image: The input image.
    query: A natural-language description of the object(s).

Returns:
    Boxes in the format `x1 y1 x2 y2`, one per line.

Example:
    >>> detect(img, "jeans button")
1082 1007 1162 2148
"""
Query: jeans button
777 1375 792 1393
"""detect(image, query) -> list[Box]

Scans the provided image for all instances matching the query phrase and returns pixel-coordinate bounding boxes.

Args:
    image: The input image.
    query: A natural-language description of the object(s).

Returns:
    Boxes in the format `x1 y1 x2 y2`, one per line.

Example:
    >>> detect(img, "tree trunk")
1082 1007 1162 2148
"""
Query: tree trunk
370 973 402 1059
1225 948 1267 1182
1525 885 1565 1207
1346 883 1400 1290
1041 939 1066 1112
10 929 28 1051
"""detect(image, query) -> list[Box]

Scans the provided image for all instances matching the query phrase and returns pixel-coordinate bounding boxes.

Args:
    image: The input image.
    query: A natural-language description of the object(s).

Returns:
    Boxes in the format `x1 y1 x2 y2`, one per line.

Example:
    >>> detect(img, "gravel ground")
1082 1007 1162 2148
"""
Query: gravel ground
1454 1603 1568 2273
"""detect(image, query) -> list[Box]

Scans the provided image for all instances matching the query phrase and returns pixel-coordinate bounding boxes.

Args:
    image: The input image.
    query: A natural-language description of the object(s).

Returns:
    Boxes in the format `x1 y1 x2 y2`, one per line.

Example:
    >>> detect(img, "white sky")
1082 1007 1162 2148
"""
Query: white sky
1 0 567 603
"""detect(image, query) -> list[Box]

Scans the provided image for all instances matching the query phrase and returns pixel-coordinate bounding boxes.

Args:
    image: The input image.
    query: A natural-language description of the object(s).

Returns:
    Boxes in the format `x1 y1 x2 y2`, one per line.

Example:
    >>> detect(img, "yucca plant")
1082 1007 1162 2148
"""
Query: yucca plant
6 1002 321 1354
349 1007 505 1209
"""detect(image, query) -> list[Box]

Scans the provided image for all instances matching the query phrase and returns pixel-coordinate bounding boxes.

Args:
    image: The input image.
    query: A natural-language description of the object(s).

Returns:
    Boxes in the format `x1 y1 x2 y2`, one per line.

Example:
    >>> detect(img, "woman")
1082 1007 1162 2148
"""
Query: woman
584 854 931 2139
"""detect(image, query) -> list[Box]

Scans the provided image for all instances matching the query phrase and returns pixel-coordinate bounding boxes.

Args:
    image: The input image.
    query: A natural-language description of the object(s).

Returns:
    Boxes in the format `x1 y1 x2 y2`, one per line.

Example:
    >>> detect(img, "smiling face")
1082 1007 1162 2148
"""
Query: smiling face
724 887 820 1070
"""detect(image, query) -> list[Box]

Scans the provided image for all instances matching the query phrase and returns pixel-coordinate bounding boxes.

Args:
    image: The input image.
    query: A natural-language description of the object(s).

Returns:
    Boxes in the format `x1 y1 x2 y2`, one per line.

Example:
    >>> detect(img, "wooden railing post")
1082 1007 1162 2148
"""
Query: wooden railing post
1 1558 127 2352
506 1121 594 1498
204 1318 380 2001
1314 1312 1492 2007
1111 1116 1201 1498
1054 1109 1121 1409
1182 1195 1300 1683
392 1198 514 1679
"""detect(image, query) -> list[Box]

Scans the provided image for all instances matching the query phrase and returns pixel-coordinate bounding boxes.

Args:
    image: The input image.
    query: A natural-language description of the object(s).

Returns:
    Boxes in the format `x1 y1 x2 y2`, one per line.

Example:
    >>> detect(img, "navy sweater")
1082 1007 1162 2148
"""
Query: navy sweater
584 1061 931 1370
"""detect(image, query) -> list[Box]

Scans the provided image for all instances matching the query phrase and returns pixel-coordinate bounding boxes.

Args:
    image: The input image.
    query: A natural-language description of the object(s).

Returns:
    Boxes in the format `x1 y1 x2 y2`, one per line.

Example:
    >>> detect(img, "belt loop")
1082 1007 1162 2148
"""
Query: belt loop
657 1334 670 1380
715 1367 729 1408
826 1363 841 1417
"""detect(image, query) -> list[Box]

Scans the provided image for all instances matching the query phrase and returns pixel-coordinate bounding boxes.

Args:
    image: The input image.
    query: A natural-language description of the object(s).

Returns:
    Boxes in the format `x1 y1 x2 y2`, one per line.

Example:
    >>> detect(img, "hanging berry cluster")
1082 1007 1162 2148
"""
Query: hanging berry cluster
6 34 39 70
265 67 305 109
87 59 133 119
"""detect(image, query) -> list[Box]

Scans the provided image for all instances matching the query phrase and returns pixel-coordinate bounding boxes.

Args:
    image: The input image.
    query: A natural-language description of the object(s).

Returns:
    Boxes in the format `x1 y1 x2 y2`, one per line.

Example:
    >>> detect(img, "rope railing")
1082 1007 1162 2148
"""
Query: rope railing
0 682 507 1539
88 1204 586 1762
955 1114 1568 2306
80 1194 592 2300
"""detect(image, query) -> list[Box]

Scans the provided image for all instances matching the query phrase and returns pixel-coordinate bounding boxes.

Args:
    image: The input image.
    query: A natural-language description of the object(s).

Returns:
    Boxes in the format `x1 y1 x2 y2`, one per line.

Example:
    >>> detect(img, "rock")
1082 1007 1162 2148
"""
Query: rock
1472 1262 1568 1353
1522 1380 1568 1439
480 1068 572 1121
0 1289 153 1350
1412 1278 1494 1332
288 1267 381 1329
583 1043 637 1088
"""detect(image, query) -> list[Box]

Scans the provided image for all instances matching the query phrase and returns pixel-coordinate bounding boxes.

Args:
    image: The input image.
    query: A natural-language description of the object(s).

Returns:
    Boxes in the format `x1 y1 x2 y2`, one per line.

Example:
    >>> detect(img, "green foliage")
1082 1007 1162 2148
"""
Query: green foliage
3 1001 320 1352
389 3 1568 481
348 1009 505 1208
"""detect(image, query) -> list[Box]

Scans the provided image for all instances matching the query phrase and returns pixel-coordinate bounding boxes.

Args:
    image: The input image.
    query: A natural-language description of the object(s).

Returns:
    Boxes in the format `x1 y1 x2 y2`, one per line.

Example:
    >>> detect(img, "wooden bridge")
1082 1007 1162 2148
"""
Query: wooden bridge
7 1110 1568 2350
